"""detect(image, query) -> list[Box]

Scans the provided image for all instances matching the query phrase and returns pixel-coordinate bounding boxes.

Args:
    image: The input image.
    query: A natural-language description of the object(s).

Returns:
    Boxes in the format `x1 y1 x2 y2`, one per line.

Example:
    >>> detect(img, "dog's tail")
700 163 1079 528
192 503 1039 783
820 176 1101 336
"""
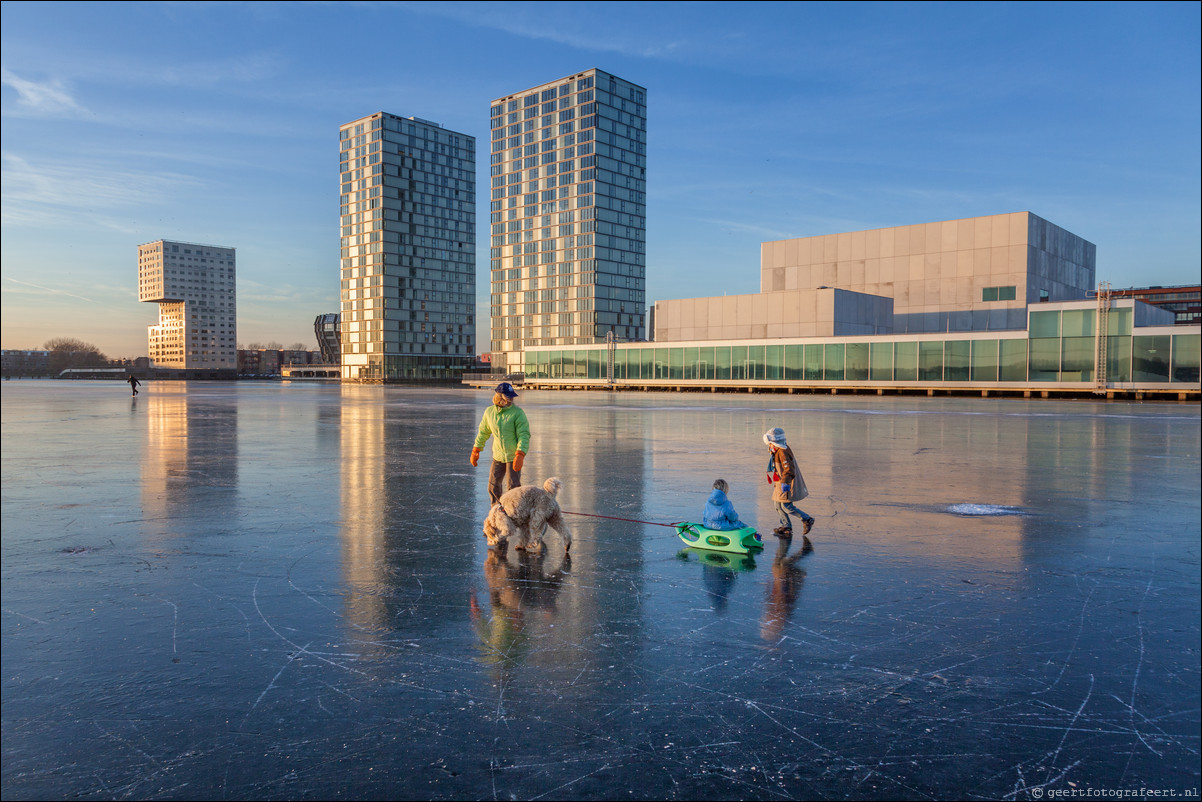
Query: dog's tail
543 477 562 497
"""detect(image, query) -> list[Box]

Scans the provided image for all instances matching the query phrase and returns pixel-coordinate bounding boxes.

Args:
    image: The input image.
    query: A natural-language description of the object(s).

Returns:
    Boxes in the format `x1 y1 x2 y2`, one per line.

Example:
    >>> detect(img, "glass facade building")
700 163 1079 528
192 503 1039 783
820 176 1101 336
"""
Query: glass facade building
519 300 1200 393
528 212 1197 398
314 313 340 365
489 69 647 368
339 113 476 381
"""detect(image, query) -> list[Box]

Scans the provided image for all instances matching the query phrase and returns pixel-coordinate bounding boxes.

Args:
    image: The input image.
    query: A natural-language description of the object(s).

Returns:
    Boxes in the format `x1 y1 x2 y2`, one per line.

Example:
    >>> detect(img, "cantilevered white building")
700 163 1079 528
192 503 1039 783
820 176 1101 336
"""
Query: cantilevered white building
137 239 236 370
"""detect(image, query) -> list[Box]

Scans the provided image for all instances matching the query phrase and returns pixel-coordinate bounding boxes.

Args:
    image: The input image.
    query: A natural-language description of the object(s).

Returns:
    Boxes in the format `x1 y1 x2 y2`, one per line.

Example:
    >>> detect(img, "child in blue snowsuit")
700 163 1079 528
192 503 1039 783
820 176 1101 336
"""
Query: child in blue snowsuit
702 479 746 531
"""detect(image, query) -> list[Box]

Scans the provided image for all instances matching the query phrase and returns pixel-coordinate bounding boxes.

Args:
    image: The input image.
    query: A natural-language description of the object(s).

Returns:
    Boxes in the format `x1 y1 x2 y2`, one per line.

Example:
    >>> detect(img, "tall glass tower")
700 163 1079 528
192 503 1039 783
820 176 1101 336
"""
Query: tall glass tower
339 112 476 381
488 69 646 368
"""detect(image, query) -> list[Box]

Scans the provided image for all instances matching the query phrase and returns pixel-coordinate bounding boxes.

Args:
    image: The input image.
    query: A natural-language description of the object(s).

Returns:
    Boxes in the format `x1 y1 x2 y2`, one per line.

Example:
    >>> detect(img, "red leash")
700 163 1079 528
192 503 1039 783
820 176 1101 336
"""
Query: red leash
561 510 681 528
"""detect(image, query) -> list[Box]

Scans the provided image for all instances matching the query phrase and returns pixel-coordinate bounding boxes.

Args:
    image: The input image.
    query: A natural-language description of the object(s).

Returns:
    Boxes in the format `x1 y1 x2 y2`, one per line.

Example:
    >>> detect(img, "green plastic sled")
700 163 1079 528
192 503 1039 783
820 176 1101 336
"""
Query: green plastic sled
675 522 764 554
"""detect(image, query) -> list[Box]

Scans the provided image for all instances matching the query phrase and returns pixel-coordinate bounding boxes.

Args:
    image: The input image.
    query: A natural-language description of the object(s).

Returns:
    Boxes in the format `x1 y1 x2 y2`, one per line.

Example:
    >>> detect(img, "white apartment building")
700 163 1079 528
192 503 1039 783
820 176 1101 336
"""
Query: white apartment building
488 69 647 368
137 240 237 369
339 112 476 382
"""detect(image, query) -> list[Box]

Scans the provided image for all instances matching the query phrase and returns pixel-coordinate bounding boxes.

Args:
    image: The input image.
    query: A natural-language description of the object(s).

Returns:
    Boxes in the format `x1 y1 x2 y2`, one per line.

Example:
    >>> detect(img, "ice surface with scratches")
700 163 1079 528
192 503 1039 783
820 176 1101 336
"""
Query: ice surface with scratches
2 381 1199 800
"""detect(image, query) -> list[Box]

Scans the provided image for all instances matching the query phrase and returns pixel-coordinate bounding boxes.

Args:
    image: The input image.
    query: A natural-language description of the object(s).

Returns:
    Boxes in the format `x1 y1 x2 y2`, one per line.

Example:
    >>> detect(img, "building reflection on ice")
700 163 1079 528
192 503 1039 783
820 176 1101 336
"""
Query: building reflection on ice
336 386 480 650
140 382 237 534
333 386 644 682
338 386 389 637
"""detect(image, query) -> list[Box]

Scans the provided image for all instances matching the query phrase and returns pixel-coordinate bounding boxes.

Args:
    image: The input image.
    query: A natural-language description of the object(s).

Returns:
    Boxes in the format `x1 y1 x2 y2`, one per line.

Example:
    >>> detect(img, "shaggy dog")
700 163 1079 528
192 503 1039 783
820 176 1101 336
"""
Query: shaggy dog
482 477 572 554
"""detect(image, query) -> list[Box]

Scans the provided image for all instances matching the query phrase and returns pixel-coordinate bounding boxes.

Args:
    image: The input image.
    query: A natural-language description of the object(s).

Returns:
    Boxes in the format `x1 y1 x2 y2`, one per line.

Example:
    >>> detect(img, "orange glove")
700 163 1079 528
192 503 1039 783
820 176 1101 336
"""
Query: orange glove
512 450 525 472
470 447 481 467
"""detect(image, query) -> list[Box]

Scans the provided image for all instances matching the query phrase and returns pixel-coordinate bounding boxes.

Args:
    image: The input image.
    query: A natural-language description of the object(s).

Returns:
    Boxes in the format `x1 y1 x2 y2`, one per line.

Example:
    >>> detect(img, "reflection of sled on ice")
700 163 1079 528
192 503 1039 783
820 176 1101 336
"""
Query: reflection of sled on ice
674 522 763 555
677 547 757 571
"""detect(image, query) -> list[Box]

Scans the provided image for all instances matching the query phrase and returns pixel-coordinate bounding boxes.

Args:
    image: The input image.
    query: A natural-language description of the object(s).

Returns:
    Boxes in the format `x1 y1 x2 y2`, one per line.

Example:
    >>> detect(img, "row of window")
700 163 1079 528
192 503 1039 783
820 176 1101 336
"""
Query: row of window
342 341 471 358
491 77 640 118
524 334 1201 385
340 117 472 154
343 353 477 380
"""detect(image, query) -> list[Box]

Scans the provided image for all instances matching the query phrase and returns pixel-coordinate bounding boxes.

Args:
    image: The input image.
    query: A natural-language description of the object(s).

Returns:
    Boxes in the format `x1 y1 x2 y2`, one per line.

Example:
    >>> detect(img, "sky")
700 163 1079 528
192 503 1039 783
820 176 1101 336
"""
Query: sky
1 1 1199 358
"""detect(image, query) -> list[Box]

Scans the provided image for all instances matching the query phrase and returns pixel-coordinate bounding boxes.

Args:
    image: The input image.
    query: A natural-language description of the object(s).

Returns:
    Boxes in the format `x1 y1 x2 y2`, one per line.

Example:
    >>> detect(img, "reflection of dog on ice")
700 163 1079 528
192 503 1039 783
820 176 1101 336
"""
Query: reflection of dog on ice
482 477 572 554
470 549 571 669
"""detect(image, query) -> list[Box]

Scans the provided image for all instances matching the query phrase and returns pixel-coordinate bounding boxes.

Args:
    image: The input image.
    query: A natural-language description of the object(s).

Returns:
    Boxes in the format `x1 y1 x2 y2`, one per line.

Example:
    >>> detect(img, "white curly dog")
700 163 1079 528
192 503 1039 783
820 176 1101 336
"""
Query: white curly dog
482 477 572 554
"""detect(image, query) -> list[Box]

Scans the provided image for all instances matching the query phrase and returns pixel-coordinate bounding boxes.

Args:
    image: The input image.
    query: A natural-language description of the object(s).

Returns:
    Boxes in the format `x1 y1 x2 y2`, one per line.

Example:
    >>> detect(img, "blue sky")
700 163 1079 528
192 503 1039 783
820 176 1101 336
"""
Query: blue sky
2 1 1199 358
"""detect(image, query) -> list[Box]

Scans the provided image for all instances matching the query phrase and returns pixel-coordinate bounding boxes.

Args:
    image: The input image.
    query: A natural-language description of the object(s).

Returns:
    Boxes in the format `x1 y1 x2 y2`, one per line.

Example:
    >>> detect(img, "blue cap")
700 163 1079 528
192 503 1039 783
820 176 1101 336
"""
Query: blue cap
495 382 518 398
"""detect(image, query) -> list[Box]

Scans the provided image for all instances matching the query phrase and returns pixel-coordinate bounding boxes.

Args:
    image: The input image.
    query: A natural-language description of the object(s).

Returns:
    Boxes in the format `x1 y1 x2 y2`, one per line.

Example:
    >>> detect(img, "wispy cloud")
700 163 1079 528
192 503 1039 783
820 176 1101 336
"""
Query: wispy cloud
1 152 205 230
4 48 287 92
2 57 304 139
400 1 692 60
1 67 88 117
237 278 333 306
151 51 289 89
688 216 799 243
2 276 96 304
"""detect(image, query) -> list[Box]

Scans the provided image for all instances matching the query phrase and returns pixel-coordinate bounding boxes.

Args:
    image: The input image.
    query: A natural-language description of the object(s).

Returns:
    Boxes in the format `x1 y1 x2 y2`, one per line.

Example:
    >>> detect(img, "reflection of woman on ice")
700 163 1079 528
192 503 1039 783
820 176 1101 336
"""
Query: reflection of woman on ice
762 539 807 642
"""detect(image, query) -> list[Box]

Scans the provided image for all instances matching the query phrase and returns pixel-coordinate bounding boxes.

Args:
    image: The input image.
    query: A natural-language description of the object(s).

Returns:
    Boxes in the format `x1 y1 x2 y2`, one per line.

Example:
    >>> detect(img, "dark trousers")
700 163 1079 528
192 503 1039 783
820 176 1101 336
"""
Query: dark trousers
488 460 522 505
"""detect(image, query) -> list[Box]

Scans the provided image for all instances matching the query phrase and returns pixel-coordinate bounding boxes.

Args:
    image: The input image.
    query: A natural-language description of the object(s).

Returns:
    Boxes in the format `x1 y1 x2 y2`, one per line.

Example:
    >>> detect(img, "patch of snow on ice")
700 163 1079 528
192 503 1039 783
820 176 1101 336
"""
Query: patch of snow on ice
947 503 1024 516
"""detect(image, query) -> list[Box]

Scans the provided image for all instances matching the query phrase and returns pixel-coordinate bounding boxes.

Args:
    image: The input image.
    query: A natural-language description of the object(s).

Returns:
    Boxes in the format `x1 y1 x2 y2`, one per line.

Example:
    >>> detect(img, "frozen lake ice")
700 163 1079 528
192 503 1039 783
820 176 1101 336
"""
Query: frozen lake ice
2 380 1199 800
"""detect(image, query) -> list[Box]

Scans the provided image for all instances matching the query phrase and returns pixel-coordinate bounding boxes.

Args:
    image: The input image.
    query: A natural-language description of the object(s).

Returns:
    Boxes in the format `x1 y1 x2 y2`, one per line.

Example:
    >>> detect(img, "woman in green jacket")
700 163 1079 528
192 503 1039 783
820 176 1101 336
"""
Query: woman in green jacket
471 382 531 504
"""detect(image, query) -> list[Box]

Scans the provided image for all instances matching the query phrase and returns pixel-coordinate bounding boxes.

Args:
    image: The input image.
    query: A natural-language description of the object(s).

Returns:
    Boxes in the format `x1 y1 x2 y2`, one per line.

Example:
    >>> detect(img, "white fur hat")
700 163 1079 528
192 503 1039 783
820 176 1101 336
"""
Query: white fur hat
763 427 787 447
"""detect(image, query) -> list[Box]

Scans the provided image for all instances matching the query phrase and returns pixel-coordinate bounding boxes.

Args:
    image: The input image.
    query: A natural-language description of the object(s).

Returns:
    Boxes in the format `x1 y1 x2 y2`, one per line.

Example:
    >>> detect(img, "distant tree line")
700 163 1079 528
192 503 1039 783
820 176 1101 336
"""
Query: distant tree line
2 338 128 378
240 342 308 351
5 337 317 379
43 337 110 373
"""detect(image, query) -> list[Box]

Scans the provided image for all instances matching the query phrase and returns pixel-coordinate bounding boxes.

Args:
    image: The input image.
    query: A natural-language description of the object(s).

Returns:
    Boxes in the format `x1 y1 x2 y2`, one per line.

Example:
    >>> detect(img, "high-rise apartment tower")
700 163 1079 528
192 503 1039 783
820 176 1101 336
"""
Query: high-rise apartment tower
137 239 236 370
489 69 646 367
339 112 476 381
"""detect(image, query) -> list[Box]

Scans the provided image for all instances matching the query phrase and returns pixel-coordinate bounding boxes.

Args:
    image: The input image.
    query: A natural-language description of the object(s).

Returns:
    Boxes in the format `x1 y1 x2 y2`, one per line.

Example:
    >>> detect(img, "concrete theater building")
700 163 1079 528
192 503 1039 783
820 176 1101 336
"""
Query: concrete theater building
657 212 1093 341
510 212 1200 399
